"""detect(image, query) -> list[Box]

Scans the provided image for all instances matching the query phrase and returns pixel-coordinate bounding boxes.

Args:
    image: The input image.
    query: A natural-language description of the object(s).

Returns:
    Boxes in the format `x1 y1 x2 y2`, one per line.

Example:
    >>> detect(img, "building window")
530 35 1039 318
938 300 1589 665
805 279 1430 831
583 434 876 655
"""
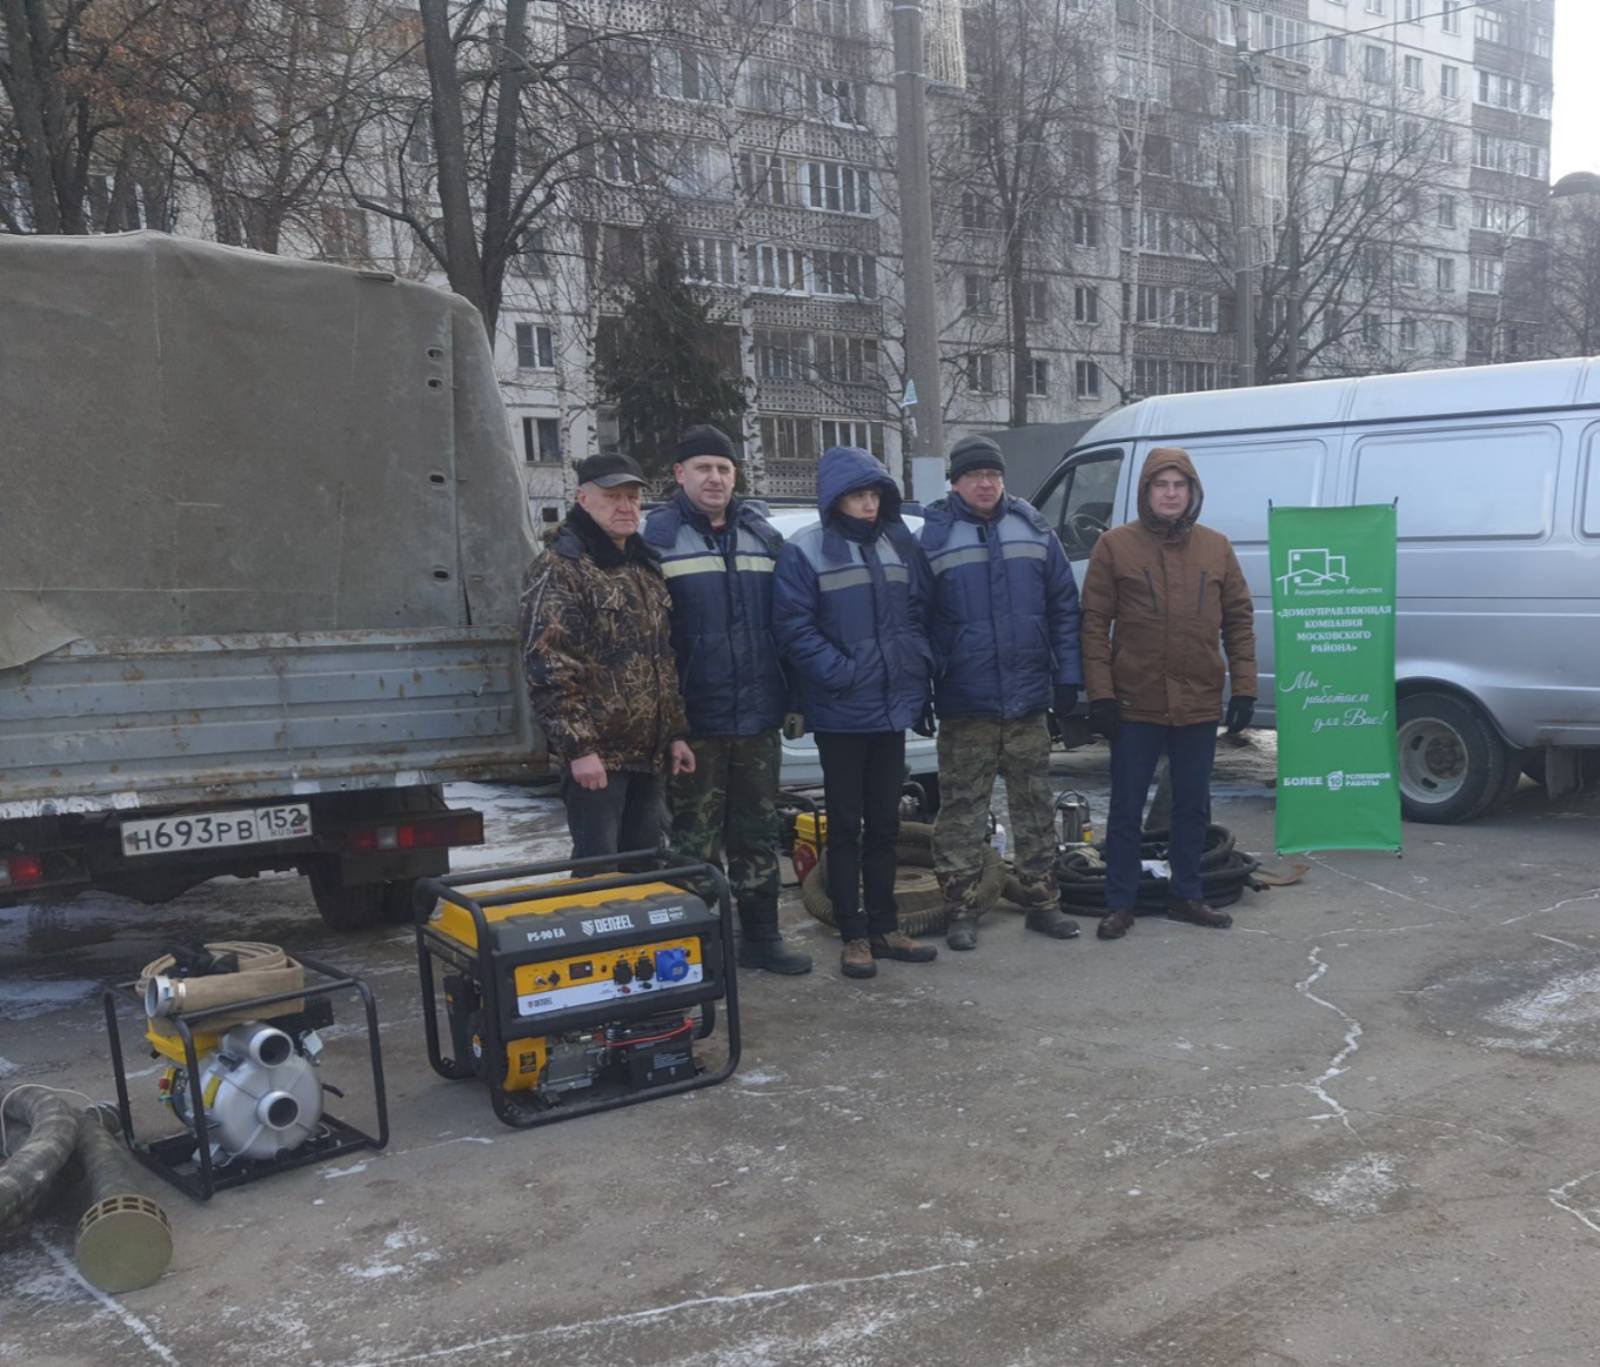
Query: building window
1361 314 1382 349
522 416 561 463
516 323 555 370
1074 286 1099 323
754 328 811 381
1326 37 1346 76
1362 46 1387 84
813 250 877 297
1436 257 1456 291
1399 318 1418 352
681 236 737 286
1364 0 1385 13
739 151 797 205
1468 318 1494 355
813 333 879 384
759 414 818 464
964 273 992 314
1026 358 1049 398
1475 8 1504 44
1135 285 1216 331
525 228 551 277
1075 360 1102 399
1396 253 1419 288
960 191 991 229
1435 320 1456 356
1439 64 1459 100
1072 208 1100 248
805 73 867 126
1438 195 1456 229
748 244 808 293
965 352 996 393
1441 2 1461 35
1403 56 1423 92
806 159 872 215
819 419 884 457
1023 280 1049 323
1401 0 1422 21
1469 256 1504 293
655 46 718 102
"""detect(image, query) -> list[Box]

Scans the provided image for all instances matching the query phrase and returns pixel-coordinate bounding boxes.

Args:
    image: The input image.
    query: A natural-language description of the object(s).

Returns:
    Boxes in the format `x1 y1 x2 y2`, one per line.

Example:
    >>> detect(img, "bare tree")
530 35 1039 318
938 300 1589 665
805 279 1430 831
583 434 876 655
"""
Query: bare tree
1545 186 1600 358
944 0 1105 426
349 0 679 335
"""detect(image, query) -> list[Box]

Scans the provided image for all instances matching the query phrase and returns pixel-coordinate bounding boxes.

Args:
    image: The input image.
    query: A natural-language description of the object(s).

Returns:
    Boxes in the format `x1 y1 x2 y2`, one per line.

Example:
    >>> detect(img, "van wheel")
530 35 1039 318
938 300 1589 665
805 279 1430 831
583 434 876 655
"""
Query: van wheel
1396 692 1512 824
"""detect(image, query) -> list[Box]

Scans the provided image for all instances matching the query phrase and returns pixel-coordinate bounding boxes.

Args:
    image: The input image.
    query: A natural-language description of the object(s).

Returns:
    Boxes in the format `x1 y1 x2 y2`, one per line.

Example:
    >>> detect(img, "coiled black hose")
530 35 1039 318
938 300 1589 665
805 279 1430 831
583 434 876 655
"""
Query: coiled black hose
1057 825 1260 916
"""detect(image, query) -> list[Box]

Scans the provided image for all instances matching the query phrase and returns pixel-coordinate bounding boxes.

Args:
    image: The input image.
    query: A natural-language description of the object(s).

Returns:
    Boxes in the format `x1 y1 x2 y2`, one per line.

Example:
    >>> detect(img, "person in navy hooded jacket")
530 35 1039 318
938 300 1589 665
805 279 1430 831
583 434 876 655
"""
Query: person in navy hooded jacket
920 434 1084 951
773 446 939 981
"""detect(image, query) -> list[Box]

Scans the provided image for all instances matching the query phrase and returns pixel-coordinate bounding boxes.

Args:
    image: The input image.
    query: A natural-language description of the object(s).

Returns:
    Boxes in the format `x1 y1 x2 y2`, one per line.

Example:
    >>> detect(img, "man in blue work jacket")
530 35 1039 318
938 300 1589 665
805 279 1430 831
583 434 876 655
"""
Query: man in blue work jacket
645 424 812 975
920 434 1085 951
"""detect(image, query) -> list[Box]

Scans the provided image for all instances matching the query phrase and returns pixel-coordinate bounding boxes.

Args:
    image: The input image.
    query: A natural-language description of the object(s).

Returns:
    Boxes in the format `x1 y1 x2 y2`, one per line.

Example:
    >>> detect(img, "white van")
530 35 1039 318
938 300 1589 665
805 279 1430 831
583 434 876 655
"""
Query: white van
1031 356 1600 824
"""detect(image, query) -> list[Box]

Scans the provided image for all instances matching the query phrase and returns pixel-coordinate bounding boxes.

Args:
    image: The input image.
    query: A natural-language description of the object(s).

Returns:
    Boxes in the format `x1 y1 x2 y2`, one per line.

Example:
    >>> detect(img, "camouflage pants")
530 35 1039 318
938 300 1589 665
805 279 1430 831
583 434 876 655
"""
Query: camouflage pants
666 731 782 939
934 713 1057 915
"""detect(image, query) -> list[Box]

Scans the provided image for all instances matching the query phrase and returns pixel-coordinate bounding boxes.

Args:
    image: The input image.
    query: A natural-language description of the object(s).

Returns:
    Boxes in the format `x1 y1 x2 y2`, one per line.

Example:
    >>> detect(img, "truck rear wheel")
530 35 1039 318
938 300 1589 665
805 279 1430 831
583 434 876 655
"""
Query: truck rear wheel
307 863 416 932
1396 692 1513 825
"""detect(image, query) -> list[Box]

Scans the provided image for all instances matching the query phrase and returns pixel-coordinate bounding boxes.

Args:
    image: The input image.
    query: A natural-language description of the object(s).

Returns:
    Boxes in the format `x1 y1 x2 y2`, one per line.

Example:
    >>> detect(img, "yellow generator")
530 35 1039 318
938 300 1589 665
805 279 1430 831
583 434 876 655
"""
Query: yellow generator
413 854 739 1128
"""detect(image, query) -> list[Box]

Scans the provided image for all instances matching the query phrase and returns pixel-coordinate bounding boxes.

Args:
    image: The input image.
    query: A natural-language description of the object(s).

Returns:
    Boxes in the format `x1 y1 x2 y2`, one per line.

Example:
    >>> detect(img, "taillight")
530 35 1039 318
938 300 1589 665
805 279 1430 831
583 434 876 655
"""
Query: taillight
347 811 484 853
0 855 45 888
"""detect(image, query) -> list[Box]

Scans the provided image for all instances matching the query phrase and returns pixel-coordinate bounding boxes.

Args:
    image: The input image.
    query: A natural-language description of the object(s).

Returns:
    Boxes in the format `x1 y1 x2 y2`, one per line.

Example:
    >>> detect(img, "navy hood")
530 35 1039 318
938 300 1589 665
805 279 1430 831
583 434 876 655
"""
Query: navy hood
817 446 901 522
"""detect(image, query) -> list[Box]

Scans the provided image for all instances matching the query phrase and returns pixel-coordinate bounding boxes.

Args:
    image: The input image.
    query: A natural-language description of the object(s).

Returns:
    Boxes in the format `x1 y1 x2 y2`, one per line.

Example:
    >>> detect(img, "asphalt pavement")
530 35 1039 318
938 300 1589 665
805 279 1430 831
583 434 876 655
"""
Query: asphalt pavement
3 740 1599 1367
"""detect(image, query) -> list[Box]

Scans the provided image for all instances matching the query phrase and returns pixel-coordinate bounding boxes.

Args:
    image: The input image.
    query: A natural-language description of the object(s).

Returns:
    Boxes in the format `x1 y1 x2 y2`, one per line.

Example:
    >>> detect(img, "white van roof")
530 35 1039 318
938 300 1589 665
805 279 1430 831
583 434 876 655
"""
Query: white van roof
1071 356 1600 455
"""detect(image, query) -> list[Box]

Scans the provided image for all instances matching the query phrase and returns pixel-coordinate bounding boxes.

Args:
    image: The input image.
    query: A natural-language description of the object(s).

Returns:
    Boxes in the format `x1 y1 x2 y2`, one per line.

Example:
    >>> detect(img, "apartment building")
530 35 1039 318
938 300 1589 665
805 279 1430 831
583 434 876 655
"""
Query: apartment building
481 1 1552 505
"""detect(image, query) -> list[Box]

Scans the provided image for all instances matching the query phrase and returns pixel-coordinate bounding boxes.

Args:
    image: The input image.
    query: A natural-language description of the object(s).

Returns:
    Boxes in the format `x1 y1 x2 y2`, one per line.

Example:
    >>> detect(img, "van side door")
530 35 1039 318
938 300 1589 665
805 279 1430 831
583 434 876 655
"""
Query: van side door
1031 447 1129 586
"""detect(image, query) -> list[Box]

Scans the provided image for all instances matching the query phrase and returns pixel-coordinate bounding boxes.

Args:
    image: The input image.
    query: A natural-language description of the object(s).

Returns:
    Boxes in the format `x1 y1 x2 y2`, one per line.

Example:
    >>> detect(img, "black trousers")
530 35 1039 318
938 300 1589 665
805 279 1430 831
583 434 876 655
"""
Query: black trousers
814 730 905 942
560 768 662 861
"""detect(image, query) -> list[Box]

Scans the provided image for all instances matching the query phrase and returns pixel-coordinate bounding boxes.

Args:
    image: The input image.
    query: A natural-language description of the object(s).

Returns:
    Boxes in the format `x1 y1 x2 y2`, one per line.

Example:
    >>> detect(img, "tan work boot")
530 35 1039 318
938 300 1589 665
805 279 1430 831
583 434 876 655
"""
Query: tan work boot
868 930 938 963
840 938 877 979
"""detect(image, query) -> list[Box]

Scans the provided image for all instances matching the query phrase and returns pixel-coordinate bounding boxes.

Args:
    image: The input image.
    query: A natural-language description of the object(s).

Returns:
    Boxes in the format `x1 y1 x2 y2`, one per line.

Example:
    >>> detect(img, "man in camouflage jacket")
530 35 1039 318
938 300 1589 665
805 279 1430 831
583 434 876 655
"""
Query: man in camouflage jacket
522 452 695 858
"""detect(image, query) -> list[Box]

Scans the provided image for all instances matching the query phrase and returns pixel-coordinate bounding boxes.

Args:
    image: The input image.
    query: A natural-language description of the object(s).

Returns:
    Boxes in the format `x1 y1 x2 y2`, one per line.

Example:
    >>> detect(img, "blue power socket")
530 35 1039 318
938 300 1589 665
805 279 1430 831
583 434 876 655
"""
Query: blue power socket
655 947 690 983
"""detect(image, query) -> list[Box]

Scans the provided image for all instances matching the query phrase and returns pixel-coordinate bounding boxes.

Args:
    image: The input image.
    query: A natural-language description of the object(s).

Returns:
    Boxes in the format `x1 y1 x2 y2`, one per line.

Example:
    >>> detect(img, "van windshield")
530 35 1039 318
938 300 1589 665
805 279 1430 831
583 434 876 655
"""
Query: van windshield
1035 448 1125 558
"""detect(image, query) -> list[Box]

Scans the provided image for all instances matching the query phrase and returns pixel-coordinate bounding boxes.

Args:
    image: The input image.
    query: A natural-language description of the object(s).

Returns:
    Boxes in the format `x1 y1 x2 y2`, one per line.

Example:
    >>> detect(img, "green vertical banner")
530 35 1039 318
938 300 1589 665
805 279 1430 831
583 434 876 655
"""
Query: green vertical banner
1270 504 1401 854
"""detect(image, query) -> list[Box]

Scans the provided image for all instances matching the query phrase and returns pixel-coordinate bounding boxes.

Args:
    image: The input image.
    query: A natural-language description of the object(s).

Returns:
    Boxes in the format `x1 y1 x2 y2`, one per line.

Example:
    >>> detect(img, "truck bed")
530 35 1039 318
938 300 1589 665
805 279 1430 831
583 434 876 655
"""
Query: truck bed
0 628 543 817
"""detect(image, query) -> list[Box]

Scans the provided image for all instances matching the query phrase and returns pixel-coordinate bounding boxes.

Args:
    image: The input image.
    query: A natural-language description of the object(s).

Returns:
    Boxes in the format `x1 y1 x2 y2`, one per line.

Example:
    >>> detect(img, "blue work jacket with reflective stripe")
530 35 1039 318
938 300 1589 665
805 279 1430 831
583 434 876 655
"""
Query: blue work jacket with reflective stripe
773 518 933 735
919 492 1083 720
643 492 787 736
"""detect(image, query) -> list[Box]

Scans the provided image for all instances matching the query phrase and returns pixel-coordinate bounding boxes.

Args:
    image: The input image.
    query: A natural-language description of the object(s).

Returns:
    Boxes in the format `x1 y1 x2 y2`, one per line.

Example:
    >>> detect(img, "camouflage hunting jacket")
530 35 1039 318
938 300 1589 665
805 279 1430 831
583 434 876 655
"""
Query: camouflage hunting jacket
521 507 689 772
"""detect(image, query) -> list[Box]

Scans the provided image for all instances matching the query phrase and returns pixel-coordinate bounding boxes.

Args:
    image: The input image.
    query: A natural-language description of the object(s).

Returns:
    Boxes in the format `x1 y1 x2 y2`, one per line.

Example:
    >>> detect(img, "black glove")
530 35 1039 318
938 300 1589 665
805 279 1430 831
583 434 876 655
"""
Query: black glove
1225 694 1256 733
1088 698 1120 743
1052 684 1080 720
911 702 937 739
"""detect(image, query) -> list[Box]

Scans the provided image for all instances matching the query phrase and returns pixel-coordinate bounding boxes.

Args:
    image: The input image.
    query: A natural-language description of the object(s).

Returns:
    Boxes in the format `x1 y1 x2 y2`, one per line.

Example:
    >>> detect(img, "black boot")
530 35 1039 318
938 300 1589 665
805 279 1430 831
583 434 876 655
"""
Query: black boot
737 938 814 975
1024 906 1080 940
946 912 979 951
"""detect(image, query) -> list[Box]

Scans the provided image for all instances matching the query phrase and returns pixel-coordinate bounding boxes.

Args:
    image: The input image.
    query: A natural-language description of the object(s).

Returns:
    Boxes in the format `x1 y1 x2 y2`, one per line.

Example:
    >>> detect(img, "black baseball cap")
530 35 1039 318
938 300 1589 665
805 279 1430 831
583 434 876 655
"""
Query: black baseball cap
575 452 647 488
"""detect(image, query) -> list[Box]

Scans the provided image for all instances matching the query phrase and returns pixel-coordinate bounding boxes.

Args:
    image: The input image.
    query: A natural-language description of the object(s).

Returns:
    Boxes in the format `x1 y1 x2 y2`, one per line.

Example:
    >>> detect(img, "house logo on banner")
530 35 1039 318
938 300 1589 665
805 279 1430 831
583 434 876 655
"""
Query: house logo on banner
1276 548 1351 595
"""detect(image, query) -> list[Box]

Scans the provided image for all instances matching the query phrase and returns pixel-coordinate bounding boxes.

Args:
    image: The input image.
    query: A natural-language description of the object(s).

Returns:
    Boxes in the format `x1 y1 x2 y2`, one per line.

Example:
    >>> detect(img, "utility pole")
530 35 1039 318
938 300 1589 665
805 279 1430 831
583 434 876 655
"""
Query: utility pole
1231 3 1255 388
1286 217 1302 381
892 0 945 477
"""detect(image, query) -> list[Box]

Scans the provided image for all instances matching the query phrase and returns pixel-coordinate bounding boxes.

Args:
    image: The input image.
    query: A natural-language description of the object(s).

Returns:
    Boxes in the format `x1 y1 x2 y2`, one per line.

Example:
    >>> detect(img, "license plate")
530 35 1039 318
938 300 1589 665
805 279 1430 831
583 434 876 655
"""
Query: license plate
121 804 313 858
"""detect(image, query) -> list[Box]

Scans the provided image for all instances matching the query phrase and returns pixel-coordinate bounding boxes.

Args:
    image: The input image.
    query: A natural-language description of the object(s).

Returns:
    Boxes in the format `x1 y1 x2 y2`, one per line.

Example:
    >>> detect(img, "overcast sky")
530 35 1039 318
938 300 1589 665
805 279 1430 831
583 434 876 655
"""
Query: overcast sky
1551 0 1598 179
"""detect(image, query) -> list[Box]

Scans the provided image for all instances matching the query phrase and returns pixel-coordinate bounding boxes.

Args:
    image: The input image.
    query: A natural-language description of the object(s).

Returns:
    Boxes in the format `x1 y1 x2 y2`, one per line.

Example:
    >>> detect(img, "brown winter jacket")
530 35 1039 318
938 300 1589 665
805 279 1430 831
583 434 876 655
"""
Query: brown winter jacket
520 506 690 772
1080 448 1258 726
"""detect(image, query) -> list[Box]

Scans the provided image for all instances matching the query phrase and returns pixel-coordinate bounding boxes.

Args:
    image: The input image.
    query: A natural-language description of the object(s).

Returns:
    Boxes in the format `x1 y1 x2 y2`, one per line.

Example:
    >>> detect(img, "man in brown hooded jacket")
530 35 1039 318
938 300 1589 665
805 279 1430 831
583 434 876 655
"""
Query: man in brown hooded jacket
1079 447 1257 940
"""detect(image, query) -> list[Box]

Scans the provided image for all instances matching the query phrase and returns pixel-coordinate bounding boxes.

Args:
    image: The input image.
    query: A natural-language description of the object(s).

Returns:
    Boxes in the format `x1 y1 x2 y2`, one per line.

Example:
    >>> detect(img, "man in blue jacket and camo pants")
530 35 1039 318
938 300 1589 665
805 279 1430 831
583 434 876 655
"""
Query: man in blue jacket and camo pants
920 434 1085 951
645 425 812 975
